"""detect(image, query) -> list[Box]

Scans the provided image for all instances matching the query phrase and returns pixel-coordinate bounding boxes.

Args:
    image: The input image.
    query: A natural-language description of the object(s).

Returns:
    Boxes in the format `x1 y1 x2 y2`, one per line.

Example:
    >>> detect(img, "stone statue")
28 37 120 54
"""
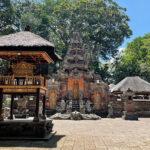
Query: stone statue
39 101 43 116
79 100 85 114
86 100 92 113
4 107 10 119
70 111 82 120
107 101 114 118
68 91 73 100
66 100 73 114
17 96 28 115
122 89 138 120
60 99 66 113
79 91 84 100
49 89 58 109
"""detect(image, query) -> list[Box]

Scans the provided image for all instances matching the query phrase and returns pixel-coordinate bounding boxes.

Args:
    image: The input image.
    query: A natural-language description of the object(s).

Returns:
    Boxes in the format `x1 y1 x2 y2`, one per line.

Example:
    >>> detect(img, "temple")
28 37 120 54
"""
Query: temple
0 31 60 138
48 32 109 115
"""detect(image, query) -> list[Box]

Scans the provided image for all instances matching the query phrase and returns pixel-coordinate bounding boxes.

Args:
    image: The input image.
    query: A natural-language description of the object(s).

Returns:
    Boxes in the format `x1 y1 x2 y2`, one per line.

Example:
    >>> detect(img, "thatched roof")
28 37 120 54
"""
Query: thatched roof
109 84 115 89
0 31 61 61
111 76 150 93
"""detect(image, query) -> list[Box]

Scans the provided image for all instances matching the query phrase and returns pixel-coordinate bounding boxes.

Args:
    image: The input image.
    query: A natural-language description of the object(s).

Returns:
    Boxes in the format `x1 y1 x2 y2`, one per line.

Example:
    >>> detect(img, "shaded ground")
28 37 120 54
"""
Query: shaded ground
0 118 150 149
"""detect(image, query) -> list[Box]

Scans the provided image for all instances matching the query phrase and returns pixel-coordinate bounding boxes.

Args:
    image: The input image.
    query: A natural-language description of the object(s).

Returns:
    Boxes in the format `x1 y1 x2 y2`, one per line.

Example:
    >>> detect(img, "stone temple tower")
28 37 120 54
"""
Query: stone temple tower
48 32 109 114
63 32 89 74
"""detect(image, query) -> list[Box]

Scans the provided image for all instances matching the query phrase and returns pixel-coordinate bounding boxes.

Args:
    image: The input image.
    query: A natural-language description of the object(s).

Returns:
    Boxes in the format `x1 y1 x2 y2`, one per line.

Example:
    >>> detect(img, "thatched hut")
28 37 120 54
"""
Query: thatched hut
110 76 150 117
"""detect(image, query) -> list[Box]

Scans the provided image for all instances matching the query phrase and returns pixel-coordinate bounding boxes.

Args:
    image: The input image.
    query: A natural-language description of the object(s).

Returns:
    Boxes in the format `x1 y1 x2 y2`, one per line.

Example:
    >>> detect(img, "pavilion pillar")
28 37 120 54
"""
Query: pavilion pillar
9 94 15 120
33 88 40 122
42 95 46 119
0 89 4 121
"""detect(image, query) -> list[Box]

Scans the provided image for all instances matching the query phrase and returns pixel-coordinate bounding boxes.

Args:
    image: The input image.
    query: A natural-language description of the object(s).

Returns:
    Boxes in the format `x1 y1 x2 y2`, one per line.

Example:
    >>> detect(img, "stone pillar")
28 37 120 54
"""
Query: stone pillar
33 88 40 122
0 89 3 121
10 94 15 120
42 95 46 119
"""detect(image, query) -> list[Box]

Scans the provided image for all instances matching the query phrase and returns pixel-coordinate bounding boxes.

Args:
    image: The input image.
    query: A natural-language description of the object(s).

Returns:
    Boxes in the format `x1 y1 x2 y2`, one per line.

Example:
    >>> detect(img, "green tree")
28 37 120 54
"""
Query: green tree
43 0 131 59
112 34 150 83
2 0 132 77
0 0 16 35
12 0 131 58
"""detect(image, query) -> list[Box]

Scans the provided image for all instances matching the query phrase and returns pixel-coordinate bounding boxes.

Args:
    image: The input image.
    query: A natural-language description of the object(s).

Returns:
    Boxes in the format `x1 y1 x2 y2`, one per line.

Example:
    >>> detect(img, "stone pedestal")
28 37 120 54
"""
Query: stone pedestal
0 119 53 139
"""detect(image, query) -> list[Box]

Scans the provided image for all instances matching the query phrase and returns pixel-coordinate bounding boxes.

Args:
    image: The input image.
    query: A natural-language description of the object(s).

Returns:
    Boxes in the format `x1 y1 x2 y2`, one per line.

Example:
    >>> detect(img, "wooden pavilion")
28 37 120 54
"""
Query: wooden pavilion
0 31 60 138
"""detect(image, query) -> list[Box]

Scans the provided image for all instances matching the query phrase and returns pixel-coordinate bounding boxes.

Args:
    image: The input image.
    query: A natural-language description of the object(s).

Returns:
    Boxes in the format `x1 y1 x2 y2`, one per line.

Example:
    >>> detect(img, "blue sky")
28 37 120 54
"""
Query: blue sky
115 0 150 48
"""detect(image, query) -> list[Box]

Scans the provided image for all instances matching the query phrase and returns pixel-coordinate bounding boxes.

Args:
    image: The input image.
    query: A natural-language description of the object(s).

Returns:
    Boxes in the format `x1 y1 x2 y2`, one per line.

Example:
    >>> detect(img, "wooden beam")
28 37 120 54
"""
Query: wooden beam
0 51 54 63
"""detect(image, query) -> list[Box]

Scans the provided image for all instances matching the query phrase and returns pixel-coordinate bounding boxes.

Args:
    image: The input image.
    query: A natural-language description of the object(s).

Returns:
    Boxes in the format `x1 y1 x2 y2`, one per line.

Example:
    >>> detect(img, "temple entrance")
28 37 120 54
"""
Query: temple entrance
73 80 79 100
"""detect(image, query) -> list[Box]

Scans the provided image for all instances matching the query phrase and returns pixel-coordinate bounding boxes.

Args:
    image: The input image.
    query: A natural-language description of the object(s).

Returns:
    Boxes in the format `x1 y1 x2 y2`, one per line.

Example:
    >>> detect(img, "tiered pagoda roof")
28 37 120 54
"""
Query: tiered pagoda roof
62 32 89 73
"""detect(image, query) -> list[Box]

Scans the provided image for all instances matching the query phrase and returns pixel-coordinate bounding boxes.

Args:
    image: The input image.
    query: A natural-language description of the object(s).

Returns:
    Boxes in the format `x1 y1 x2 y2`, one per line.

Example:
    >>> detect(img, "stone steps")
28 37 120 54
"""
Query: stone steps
72 101 80 111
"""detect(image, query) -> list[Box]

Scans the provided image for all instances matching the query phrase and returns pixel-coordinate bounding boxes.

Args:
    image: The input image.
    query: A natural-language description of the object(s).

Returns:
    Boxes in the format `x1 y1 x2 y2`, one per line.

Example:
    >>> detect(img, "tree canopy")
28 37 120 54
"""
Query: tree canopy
8 0 131 58
0 0 132 81
112 34 150 83
0 0 16 35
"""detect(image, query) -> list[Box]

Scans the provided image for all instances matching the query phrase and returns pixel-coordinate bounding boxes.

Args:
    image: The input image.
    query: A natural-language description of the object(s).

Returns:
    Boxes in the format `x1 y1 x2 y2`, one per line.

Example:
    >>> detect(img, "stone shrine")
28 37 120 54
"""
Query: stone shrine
48 32 109 116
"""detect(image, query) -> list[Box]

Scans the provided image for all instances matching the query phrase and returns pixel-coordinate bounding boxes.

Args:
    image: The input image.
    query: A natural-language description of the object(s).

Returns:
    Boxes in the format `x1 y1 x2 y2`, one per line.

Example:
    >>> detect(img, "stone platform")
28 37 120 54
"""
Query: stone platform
0 118 53 139
1 119 150 149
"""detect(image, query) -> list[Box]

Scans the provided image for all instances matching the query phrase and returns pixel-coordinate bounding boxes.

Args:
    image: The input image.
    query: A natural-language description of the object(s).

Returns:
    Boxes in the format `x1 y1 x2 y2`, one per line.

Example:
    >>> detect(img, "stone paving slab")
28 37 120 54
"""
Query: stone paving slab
0 118 150 150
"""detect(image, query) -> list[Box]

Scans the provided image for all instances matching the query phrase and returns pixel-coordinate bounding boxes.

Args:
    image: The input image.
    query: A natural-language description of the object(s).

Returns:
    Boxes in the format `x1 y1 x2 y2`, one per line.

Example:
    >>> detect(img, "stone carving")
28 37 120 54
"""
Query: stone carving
49 89 58 109
4 107 10 119
0 109 4 121
66 100 72 114
122 89 138 120
50 111 101 120
107 102 114 118
79 100 85 114
82 114 101 120
39 101 43 116
79 91 84 100
60 99 66 113
70 111 82 120
17 96 28 116
50 113 70 120
86 100 92 113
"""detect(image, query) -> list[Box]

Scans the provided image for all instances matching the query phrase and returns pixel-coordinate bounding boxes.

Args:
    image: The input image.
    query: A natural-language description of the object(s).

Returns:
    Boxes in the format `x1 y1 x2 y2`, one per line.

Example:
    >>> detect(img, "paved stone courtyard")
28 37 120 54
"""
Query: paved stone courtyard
0 118 150 150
